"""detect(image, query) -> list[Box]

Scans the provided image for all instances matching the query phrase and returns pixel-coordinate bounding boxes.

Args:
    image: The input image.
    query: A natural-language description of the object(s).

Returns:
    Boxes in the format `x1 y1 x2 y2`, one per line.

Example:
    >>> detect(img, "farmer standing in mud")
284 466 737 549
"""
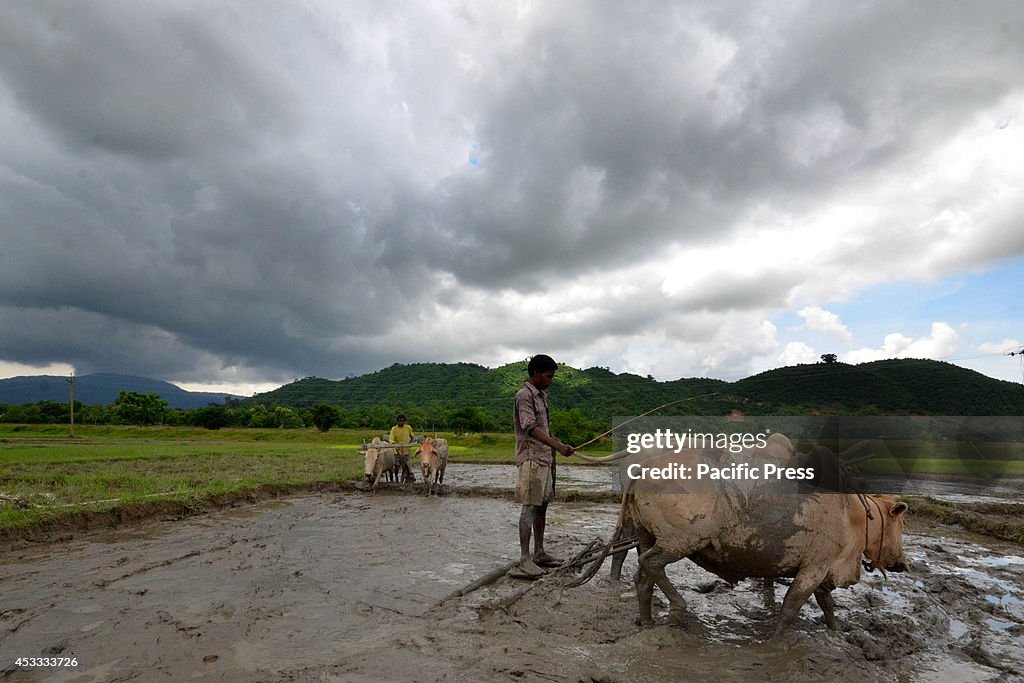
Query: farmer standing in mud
514 354 575 577
389 413 417 483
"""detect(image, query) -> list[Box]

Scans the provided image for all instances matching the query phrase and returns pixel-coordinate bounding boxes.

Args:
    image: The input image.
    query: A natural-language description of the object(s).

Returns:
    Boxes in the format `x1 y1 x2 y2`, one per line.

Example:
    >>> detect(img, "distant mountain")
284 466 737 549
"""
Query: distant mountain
248 358 1024 419
0 373 241 409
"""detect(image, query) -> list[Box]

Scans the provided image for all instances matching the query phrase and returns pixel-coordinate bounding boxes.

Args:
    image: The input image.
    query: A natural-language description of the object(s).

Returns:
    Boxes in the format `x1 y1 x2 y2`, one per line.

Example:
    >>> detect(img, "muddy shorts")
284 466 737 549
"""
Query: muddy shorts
395 450 409 468
515 460 554 506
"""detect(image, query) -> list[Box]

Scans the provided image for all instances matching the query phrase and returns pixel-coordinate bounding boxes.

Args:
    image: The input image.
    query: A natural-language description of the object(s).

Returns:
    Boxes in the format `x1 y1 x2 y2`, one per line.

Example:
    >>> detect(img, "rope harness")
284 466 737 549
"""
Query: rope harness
861 494 888 575
828 454 885 575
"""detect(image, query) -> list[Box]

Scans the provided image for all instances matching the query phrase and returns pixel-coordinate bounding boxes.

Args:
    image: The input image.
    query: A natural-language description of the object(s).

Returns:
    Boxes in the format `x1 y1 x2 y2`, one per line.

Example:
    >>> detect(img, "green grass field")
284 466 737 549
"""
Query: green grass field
4 424 1021 535
0 424 613 532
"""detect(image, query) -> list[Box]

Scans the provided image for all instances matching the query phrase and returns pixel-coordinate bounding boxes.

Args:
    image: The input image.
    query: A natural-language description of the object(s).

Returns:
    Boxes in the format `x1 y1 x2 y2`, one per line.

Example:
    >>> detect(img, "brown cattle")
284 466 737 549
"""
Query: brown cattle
417 437 443 495
580 436 909 634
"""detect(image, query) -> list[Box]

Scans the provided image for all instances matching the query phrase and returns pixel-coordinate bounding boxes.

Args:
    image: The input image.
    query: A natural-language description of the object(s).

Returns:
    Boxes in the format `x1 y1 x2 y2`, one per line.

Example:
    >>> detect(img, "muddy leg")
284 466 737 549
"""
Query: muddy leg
532 502 549 556
518 505 544 577
775 569 827 635
813 586 837 630
610 518 635 581
638 545 688 626
762 578 776 611
610 549 627 581
633 531 656 625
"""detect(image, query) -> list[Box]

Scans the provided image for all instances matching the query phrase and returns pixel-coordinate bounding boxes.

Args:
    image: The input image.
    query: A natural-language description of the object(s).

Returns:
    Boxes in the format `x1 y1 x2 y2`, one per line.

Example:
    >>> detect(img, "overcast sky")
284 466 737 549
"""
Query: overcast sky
1 1 1023 395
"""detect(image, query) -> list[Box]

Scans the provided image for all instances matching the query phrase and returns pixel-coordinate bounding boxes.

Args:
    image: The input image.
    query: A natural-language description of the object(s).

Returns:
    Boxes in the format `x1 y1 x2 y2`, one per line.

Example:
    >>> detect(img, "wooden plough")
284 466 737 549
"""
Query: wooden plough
430 535 639 613
357 441 421 453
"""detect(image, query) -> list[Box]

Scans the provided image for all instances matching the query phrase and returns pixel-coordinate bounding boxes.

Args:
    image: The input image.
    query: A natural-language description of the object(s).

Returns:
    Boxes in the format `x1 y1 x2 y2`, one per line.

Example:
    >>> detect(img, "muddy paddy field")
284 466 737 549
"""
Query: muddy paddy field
2 465 1023 682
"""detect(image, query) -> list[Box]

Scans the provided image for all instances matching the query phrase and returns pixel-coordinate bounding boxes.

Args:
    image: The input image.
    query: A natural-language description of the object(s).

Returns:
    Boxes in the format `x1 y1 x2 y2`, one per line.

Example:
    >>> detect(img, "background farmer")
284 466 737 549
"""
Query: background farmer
514 354 575 578
389 413 416 483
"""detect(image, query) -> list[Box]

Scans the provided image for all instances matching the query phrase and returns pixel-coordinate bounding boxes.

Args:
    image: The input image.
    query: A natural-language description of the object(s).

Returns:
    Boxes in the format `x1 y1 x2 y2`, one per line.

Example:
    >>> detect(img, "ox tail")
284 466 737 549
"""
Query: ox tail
566 482 634 588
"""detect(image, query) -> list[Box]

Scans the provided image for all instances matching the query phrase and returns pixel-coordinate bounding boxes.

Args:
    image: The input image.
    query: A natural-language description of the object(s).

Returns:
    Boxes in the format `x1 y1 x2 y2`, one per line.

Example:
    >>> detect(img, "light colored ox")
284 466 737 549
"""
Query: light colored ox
578 434 909 635
417 437 449 495
363 437 396 491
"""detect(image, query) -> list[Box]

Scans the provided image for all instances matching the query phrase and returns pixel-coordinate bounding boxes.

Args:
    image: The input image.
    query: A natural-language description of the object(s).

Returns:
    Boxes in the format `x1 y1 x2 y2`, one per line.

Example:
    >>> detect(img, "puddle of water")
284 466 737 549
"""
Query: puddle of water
948 618 970 639
868 476 1024 503
880 585 911 608
959 554 1024 569
448 464 1023 506
445 462 618 492
985 593 1024 621
984 618 1017 631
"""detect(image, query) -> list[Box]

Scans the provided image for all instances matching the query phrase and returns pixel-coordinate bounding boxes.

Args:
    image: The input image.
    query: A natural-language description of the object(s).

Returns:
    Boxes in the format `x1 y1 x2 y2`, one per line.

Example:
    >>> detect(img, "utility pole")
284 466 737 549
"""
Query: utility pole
1007 347 1024 385
66 373 76 437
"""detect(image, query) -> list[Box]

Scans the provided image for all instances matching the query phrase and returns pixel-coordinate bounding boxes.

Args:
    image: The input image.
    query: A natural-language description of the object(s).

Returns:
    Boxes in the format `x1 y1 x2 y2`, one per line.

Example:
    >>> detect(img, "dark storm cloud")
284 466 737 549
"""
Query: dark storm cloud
0 1 1022 385
386 2 1024 289
0 1 299 160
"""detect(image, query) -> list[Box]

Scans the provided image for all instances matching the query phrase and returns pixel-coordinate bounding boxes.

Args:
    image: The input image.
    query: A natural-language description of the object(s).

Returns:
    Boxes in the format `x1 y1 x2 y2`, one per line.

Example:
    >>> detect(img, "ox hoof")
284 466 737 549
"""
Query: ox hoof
667 608 686 627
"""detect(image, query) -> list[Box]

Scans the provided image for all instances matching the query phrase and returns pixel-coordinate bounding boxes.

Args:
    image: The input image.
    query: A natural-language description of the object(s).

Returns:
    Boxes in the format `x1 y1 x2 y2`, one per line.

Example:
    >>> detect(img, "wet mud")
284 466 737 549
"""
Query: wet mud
2 484 1023 682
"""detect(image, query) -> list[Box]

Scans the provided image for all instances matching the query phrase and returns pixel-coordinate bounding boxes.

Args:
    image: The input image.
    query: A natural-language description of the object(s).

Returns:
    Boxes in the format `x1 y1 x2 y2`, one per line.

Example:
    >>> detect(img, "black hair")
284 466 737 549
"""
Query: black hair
527 354 557 376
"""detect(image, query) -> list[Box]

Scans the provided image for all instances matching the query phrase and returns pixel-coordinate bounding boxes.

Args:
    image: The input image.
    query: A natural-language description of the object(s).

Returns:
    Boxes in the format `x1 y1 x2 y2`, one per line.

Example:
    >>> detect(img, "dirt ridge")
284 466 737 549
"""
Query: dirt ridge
2 482 1021 549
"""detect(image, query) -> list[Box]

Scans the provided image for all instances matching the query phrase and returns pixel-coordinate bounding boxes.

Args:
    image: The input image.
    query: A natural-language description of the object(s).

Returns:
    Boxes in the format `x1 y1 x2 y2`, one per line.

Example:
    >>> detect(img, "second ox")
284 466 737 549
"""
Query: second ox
417 437 449 495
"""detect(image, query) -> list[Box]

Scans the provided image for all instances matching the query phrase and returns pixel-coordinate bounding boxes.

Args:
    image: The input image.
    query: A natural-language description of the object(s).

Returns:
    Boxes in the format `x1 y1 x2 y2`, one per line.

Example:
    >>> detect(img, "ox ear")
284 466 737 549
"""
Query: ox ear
890 502 908 517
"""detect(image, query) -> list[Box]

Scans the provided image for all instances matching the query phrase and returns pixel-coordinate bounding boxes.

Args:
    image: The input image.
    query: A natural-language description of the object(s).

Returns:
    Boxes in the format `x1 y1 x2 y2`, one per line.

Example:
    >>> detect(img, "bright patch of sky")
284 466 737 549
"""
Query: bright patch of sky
750 258 1024 383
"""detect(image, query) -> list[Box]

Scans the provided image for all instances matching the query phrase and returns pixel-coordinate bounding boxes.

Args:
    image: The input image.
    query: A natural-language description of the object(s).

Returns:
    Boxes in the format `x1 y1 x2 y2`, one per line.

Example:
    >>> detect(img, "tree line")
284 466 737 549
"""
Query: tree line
0 390 601 444
4 359 1019 441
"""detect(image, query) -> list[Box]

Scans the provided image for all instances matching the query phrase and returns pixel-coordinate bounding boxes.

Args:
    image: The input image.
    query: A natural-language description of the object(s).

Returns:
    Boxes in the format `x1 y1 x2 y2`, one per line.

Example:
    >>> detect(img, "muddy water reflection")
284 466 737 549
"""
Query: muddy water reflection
447 463 1023 505
446 462 619 492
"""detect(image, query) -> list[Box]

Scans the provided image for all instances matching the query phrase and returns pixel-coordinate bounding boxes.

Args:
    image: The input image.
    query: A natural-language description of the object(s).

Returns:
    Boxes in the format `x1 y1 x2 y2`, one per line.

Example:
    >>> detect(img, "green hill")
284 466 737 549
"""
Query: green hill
247 358 1024 429
729 359 1024 415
